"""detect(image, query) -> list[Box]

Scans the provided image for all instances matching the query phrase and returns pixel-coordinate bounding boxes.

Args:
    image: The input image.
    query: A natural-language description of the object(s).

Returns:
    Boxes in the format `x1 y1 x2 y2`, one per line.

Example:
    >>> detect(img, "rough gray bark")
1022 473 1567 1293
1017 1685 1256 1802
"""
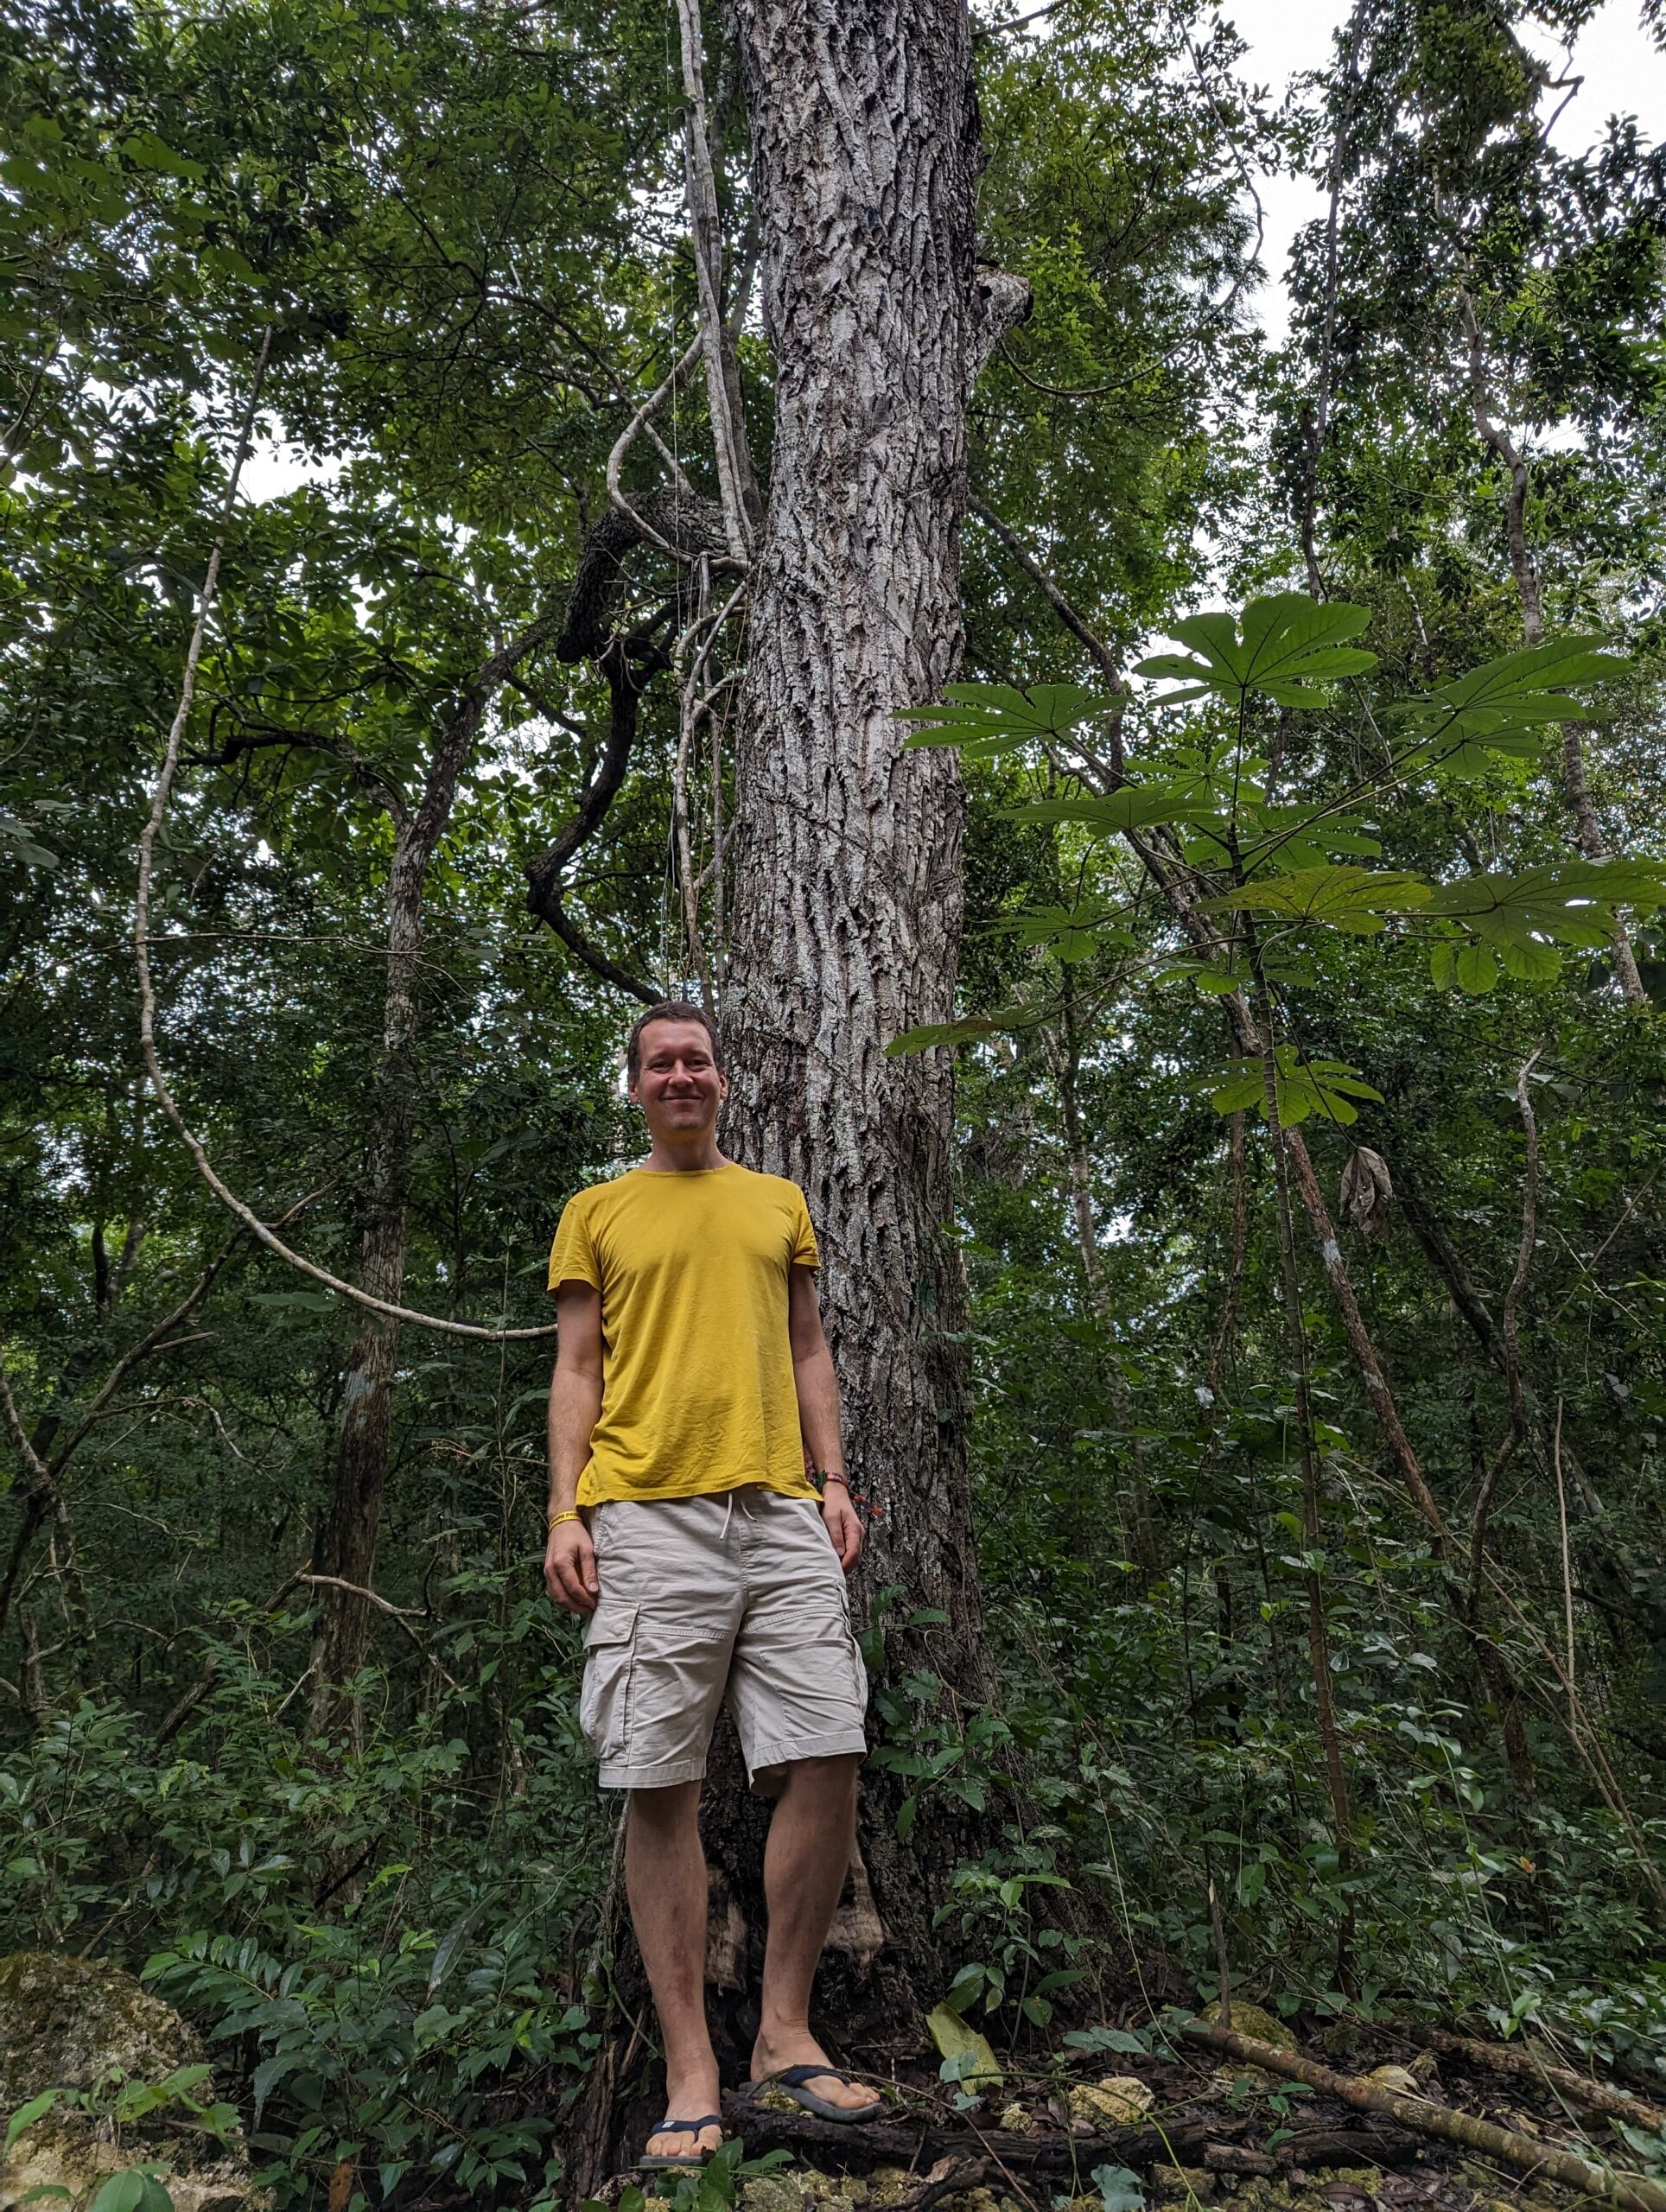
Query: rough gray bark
719 0 1021 1993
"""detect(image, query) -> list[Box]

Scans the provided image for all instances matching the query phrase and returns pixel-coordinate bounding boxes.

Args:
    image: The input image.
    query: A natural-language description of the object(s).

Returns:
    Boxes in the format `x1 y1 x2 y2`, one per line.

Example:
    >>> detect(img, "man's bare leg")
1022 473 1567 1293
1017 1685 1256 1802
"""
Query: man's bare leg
749 1754 881 2114
626 1781 722 2157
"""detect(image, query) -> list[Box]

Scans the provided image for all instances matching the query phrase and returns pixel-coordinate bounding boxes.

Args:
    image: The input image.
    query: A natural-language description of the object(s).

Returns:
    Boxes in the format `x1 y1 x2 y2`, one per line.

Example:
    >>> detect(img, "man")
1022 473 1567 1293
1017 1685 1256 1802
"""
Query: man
544 1001 883 2169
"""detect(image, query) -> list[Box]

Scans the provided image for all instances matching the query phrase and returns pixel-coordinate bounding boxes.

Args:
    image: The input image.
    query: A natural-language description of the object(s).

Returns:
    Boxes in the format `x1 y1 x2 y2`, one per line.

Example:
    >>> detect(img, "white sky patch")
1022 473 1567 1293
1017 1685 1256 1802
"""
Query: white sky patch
239 435 351 505
1224 0 1666 346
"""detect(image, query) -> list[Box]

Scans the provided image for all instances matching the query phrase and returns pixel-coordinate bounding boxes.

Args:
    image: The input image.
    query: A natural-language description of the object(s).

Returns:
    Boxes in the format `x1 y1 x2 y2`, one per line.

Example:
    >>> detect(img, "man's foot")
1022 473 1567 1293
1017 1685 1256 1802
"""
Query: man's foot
644 2064 724 2163
750 2030 881 2118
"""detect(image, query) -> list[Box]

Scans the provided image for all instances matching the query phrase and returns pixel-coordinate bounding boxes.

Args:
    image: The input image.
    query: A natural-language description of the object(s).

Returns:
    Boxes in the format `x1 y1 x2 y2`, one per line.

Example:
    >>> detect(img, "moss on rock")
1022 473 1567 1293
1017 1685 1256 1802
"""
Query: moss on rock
0 1952 202 2109
1197 2003 1298 2053
0 1952 265 2212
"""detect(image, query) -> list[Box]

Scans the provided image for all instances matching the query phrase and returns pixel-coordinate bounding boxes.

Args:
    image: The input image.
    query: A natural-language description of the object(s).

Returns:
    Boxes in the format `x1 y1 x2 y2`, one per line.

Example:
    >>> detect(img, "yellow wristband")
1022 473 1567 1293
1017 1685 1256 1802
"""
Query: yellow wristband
547 1510 581 1530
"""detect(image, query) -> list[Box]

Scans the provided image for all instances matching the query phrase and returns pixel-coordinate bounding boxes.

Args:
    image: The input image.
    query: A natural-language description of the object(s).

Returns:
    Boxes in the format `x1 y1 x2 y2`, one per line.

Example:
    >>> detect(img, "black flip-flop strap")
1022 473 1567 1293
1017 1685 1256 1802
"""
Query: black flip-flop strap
776 2066 859 2090
653 2117 722 2136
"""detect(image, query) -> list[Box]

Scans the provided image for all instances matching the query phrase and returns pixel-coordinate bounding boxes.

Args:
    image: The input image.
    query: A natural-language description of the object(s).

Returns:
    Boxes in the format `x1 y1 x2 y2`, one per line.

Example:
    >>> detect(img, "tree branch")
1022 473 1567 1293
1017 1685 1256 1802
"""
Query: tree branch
526 636 664 1002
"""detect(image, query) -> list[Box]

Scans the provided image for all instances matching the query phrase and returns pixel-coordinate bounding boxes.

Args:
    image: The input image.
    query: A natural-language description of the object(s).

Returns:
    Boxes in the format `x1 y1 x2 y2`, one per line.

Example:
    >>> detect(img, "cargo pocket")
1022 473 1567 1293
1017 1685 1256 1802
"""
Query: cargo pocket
579 1602 638 1760
839 1589 869 1707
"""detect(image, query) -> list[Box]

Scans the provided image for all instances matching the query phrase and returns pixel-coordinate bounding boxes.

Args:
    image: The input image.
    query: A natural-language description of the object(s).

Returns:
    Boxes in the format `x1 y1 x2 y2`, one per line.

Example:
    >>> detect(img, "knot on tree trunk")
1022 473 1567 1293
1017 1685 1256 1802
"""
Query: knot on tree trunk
968 265 1033 383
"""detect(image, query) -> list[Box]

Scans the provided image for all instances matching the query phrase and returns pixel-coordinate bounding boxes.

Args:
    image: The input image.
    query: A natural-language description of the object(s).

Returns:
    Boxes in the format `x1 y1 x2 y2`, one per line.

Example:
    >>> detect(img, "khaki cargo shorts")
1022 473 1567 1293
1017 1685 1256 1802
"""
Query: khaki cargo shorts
578 1484 868 1790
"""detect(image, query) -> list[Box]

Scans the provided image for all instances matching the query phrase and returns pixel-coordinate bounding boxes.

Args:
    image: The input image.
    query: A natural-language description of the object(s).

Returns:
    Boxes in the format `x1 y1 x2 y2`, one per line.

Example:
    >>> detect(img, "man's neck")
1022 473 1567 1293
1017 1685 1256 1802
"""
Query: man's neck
641 1132 728 1174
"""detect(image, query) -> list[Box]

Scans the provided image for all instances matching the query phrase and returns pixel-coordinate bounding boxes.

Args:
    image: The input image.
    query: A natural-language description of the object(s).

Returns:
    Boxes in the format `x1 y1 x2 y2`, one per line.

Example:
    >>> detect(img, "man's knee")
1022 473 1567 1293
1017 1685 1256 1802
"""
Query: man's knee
778 1751 862 1801
627 1777 703 1833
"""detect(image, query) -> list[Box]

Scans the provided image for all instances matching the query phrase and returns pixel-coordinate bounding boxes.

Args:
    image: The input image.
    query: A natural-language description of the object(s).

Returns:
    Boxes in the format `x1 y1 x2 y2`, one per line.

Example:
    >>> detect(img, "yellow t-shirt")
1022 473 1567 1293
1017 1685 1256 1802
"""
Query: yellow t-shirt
547 1162 821 1506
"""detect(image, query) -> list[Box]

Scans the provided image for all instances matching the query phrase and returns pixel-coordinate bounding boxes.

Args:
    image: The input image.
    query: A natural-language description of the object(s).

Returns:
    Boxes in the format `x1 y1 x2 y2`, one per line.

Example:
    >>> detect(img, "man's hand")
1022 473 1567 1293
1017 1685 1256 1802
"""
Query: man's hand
821 1484 863 1573
545 1517 600 1614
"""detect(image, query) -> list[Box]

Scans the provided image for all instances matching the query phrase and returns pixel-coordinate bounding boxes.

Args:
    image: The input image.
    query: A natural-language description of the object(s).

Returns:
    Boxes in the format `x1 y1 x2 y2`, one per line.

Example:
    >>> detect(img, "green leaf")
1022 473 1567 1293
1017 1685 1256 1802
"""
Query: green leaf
6 2090 69 2154
119 130 207 181
1136 595 1376 707
1000 784 1213 832
428 1901 487 1993
1428 860 1666 949
887 1009 1030 1056
925 2005 1002 2090
899 682 1108 757
1497 938 1561 984
1092 2164 1146 2212
1204 865 1430 935
1209 1046 1382 1128
1454 944 1498 994
1065 2026 1151 2056
88 2172 149 2212
944 1965 987 2017
1395 638 1631 778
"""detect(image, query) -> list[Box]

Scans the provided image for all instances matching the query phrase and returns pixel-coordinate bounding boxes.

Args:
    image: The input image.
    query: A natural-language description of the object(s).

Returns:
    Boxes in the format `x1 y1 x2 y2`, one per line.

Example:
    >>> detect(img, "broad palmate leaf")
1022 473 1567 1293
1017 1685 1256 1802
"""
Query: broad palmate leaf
1135 594 1377 708
1395 638 1631 779
1210 1046 1383 1128
1424 857 1666 988
1204 865 1430 935
1002 785 1214 832
899 682 1108 757
887 1006 1040 1055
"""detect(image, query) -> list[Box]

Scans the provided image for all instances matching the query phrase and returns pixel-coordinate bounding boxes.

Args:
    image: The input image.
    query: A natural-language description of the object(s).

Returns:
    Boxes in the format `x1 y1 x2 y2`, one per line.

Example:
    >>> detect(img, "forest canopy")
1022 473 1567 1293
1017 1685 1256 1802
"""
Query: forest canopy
2 0 1664 2207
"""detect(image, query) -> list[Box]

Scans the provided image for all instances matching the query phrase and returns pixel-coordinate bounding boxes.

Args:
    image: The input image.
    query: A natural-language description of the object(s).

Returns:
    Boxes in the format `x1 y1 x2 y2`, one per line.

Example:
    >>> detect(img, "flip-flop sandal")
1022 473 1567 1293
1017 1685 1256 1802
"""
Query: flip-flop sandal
761 2065 883 2124
639 2115 727 2171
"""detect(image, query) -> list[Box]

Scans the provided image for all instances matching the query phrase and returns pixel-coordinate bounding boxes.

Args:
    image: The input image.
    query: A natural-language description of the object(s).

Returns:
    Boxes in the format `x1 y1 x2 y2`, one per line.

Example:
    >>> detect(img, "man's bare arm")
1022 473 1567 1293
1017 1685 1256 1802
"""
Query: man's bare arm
787 1264 862 1571
545 1281 603 1613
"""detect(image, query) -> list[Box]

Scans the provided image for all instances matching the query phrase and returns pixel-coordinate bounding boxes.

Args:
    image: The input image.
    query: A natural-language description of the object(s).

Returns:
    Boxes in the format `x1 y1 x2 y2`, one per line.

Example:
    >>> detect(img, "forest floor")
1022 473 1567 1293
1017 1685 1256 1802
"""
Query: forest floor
598 2012 1666 2212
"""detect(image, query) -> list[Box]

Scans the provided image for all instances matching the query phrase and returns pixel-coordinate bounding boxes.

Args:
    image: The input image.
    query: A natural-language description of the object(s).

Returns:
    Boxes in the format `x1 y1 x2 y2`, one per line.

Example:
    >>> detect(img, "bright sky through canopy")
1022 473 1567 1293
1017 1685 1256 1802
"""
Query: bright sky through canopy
1232 0 1666 342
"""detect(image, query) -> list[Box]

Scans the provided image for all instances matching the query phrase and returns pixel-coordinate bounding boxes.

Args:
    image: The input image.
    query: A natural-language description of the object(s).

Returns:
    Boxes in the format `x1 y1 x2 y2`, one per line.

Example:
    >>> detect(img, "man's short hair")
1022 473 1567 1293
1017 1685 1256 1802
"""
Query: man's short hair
626 1001 723 1085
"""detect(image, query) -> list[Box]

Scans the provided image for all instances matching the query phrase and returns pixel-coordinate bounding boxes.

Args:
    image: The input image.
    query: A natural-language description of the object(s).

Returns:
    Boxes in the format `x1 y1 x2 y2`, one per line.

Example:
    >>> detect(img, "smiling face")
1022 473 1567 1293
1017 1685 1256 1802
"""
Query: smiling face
629 1016 728 1141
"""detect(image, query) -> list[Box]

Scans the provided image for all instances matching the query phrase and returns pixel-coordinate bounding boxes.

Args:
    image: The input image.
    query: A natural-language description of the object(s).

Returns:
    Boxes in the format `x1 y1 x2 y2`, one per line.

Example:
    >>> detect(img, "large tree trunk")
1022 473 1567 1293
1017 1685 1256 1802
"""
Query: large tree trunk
717 0 992 2009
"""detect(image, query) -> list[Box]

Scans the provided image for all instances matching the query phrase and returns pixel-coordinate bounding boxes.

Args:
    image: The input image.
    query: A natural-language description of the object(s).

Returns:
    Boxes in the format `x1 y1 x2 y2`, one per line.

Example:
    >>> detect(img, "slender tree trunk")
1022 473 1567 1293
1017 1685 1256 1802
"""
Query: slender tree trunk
720 0 999 1999
307 834 429 1729
1052 991 1159 1584
308 607 563 1731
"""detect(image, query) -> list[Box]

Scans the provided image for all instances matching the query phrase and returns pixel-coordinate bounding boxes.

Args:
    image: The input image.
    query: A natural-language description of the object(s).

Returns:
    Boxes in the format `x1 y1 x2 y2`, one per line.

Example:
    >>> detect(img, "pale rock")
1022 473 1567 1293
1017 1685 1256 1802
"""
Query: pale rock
0 1952 266 2212
1069 2076 1154 2127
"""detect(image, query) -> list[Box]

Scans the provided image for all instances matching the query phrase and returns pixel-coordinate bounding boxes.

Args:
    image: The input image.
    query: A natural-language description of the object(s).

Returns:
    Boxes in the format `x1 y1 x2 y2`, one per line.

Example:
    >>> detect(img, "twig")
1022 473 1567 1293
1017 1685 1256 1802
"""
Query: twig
721 2086 1211 2173
606 336 704 553
674 0 756 559
1468 1046 1544 1594
1554 1396 1577 1713
156 1560 314 1744
297 1573 464 1690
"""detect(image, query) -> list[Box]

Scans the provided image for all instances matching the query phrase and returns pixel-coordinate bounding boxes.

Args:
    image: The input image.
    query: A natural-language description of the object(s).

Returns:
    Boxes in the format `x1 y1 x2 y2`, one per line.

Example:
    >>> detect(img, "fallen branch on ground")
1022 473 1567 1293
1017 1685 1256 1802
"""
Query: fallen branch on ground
721 2087 1214 2172
1182 2022 1666 2212
894 2158 992 2212
1395 2025 1666 2137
